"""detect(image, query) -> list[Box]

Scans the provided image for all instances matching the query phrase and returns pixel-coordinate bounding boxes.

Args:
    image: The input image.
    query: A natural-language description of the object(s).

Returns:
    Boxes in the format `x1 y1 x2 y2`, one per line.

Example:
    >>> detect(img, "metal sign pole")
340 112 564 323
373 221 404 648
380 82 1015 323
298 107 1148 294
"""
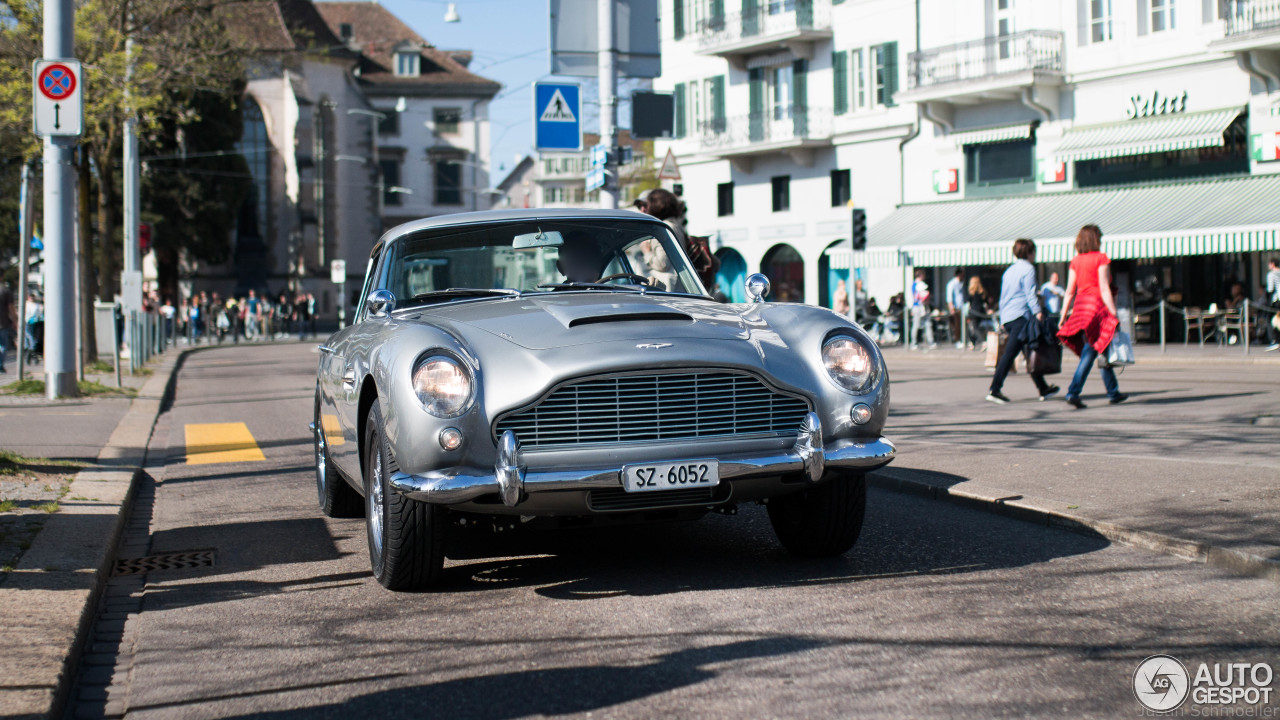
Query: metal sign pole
597 0 617 209
42 0 78 398
16 161 33 381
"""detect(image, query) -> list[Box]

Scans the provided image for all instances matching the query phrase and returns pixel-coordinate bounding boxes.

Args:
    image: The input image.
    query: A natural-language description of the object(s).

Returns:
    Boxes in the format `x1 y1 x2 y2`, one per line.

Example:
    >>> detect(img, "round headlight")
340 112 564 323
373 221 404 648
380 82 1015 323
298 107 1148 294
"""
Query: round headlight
412 355 473 417
822 336 875 393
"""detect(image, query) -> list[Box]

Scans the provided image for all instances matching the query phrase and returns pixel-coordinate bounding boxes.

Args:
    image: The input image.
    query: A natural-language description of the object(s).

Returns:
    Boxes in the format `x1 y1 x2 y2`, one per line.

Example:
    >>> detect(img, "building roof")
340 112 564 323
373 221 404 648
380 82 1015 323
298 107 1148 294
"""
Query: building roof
314 2 501 97
221 0 349 54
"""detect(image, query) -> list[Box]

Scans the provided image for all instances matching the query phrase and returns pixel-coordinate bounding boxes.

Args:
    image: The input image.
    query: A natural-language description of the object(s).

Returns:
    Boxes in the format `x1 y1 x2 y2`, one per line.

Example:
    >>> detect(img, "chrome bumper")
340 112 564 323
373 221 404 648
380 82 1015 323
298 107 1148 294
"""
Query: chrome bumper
389 412 895 508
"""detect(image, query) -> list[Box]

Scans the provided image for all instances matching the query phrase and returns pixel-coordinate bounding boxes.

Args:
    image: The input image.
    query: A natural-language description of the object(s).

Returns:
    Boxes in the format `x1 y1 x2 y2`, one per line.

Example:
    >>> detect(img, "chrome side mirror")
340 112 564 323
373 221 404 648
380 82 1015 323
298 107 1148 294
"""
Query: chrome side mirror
745 273 771 304
367 289 396 318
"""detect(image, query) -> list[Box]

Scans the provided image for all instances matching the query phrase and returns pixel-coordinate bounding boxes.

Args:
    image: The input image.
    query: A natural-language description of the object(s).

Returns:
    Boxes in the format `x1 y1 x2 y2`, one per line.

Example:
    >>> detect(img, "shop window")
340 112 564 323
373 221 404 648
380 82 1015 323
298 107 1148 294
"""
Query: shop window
717 182 734 217
771 175 790 212
965 139 1035 196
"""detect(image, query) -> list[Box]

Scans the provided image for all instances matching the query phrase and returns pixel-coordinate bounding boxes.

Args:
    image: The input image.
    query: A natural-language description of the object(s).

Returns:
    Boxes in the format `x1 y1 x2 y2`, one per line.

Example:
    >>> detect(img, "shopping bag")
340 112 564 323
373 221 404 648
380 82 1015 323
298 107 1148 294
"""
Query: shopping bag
984 331 1001 368
1028 343 1062 375
1100 330 1136 368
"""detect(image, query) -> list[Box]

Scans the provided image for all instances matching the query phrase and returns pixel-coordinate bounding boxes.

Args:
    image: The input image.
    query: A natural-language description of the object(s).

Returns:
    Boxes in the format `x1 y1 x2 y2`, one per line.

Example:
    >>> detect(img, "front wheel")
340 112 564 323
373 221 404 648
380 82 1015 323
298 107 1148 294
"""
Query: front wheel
767 471 867 557
364 401 446 590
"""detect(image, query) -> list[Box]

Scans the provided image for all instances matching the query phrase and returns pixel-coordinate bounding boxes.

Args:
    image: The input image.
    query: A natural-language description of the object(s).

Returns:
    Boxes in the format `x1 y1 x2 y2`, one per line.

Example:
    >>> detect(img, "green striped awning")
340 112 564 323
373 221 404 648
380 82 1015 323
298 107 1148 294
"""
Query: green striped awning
825 247 906 270
825 173 1280 269
1054 107 1243 161
949 123 1033 148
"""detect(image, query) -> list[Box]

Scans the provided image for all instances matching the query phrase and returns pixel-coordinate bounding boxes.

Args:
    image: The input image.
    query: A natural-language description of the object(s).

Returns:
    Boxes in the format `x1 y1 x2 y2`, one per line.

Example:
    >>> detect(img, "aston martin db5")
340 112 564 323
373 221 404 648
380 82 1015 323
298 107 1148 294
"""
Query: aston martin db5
312 209 895 590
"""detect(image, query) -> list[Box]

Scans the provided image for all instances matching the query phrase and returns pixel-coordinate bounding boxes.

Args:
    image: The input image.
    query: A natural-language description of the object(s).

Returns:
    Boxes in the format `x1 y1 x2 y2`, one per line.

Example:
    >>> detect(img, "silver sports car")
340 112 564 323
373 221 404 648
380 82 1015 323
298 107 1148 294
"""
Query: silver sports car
313 209 895 590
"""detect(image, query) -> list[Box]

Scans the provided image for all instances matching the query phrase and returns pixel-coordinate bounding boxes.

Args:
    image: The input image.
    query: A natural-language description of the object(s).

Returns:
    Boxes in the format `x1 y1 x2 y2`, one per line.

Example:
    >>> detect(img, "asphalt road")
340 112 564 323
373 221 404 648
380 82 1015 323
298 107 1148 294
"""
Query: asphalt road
77 342 1280 718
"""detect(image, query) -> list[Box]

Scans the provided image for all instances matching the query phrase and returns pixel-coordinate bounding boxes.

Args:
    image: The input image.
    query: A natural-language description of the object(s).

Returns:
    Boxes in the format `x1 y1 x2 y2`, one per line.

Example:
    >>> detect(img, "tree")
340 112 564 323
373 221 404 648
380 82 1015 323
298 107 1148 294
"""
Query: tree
140 85 250 304
0 0 245 357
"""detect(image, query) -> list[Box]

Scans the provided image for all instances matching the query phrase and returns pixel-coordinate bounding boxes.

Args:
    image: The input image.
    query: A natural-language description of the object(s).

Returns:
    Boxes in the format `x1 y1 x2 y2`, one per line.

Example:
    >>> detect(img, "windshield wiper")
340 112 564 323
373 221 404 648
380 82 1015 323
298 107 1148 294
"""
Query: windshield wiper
536 282 642 292
407 288 522 305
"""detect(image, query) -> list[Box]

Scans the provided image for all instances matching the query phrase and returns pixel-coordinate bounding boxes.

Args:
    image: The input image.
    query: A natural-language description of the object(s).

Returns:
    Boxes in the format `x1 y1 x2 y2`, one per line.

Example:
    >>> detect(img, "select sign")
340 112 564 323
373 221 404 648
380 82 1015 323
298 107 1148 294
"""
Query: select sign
33 59 83 137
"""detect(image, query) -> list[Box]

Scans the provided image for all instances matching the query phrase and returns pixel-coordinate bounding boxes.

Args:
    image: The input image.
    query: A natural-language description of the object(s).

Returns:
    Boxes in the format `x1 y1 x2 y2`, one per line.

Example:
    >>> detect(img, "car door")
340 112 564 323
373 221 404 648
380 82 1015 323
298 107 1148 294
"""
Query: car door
323 248 384 483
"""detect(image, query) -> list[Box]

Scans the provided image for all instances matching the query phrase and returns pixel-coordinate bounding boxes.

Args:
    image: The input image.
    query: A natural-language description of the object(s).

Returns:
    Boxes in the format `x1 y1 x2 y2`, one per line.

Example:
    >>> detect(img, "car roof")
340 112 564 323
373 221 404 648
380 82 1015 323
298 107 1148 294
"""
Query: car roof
372 208 668 256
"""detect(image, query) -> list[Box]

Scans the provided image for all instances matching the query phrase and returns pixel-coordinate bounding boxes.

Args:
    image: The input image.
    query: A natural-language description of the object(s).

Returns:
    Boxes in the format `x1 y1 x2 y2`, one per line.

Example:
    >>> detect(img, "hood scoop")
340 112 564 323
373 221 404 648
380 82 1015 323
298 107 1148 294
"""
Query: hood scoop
533 299 694 329
568 310 693 328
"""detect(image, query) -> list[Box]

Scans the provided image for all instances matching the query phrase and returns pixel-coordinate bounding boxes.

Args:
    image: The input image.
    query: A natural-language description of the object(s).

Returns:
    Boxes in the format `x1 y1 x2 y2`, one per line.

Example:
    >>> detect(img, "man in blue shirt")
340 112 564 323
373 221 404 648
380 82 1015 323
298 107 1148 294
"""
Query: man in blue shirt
987 239 1058 404
946 269 965 348
1040 272 1064 315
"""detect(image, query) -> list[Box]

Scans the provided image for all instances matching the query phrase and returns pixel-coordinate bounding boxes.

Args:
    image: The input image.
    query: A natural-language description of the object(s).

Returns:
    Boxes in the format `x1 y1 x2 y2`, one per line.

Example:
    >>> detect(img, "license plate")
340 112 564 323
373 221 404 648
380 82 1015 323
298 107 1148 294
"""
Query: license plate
622 460 719 493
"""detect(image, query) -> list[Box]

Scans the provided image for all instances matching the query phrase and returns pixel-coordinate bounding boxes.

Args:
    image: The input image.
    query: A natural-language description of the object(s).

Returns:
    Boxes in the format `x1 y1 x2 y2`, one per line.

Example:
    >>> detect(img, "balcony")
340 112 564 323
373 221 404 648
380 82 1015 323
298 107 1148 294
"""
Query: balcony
894 30 1064 126
694 0 832 69
1210 1 1280 77
697 106 832 170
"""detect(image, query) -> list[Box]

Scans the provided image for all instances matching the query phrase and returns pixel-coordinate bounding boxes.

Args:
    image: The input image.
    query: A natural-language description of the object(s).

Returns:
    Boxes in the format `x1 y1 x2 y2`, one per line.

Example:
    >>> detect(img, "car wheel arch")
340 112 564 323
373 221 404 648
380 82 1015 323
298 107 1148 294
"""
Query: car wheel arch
356 375 381 487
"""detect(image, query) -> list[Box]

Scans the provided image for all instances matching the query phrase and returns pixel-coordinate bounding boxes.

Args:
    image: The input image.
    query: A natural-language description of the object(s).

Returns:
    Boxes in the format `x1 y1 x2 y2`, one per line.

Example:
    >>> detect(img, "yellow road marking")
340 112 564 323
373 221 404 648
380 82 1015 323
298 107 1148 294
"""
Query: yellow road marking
184 422 266 464
321 414 345 446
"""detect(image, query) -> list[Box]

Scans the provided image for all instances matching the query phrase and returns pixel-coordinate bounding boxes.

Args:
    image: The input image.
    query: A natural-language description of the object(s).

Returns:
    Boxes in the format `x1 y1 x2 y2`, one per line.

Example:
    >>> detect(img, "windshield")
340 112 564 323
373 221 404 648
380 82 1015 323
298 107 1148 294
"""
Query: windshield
381 219 706 303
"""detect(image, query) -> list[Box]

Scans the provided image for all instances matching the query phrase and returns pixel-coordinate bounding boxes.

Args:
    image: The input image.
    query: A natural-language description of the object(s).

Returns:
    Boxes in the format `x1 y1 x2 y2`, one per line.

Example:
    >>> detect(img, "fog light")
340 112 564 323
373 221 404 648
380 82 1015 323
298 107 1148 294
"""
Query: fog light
439 427 463 451
851 403 872 425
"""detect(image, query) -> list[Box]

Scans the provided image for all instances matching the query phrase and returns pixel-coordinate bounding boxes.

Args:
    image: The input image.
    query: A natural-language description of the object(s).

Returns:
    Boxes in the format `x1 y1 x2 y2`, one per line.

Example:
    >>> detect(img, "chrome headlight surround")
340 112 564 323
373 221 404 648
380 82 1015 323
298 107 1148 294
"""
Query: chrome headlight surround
821 334 878 394
411 352 475 418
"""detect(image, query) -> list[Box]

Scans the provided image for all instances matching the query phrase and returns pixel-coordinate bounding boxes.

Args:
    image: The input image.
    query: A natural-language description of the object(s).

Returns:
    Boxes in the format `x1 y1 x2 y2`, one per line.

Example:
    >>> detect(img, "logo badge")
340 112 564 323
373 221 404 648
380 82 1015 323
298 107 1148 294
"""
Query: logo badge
1134 655 1191 713
636 343 672 350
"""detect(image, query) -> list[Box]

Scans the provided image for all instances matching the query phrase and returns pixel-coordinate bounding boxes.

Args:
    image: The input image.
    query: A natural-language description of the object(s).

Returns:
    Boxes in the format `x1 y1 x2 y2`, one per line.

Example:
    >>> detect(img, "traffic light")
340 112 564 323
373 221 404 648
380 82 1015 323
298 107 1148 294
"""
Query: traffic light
851 208 866 251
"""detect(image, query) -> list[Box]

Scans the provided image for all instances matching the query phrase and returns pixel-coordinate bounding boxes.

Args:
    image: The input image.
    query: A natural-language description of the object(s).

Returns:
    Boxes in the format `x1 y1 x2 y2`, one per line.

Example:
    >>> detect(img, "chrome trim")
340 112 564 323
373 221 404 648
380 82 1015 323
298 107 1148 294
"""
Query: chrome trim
745 273 771 303
389 435 896 506
797 412 825 483
317 345 336 355
495 430 525 507
367 289 396 318
342 369 356 392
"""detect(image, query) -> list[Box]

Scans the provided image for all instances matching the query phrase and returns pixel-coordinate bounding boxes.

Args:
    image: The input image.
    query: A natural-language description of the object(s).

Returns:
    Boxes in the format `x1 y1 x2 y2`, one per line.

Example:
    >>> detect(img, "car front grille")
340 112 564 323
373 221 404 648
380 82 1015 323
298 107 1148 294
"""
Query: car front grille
494 370 811 450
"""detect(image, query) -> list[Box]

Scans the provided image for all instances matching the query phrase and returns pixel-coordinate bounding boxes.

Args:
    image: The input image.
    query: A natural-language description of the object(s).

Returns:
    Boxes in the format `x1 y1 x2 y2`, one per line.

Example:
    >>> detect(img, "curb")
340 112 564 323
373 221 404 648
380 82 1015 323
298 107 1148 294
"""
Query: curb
867 470 1280 583
0 348 189 720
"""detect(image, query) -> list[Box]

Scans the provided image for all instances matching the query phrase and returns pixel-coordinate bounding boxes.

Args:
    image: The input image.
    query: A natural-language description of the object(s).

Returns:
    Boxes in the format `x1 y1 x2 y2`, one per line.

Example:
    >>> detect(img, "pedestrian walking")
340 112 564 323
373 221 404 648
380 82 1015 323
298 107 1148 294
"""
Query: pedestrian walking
986 239 1058 404
909 270 935 349
832 278 850 315
1057 224 1127 409
1040 272 1064 316
1265 258 1280 352
966 276 992 349
946 269 965 348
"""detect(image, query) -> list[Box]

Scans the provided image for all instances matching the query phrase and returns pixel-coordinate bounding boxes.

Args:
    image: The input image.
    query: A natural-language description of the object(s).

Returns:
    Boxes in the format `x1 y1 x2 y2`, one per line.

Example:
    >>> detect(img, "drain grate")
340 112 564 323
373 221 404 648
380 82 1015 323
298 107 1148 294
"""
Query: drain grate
113 550 215 576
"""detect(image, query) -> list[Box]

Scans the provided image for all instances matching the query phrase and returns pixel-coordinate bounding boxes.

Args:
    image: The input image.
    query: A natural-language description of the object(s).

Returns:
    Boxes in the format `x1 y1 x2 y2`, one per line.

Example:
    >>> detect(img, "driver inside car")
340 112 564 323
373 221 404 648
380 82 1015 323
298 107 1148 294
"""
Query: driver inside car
555 233 611 283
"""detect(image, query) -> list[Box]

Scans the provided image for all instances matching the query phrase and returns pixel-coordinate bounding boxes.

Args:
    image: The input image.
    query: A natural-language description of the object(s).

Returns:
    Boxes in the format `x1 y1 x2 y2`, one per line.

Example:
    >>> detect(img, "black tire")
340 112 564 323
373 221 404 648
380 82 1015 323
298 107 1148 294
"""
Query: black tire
364 401 446 590
767 471 867 557
315 387 362 518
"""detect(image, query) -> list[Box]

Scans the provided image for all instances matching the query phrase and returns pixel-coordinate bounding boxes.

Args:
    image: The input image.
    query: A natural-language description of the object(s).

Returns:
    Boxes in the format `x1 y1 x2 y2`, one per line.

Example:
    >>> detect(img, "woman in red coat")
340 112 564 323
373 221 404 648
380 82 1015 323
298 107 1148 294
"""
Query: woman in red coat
1057 224 1128 409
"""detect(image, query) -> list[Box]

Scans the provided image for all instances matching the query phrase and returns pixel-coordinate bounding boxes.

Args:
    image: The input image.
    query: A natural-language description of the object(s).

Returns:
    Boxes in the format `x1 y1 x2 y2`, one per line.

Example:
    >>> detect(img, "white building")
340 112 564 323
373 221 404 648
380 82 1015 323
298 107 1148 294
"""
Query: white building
657 0 1280 318
315 3 501 225
532 131 654 209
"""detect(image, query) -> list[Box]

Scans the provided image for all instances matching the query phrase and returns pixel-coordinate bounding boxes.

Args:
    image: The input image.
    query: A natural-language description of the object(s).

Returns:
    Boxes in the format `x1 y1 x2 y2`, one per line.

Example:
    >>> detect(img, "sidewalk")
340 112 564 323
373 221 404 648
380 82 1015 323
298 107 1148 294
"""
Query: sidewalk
0 340 1276 718
0 349 182 720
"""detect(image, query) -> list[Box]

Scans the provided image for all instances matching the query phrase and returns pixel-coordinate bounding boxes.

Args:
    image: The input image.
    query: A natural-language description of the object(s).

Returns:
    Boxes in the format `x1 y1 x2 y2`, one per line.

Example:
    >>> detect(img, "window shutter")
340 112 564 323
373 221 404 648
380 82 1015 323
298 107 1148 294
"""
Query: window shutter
832 50 848 115
1078 0 1091 45
748 69 764 115
674 0 685 39
793 59 808 109
711 75 726 129
674 82 686 138
1137 0 1149 35
882 42 898 107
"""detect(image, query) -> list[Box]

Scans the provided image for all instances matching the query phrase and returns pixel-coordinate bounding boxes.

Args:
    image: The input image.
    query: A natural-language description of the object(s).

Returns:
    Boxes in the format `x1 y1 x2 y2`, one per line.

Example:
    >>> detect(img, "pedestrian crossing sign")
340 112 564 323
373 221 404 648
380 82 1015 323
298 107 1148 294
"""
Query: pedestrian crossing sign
534 82 582 151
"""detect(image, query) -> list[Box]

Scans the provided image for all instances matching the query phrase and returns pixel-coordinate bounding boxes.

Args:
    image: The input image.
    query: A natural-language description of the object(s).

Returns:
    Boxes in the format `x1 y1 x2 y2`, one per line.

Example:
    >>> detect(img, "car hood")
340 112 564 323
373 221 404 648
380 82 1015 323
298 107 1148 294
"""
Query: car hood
410 292 755 350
